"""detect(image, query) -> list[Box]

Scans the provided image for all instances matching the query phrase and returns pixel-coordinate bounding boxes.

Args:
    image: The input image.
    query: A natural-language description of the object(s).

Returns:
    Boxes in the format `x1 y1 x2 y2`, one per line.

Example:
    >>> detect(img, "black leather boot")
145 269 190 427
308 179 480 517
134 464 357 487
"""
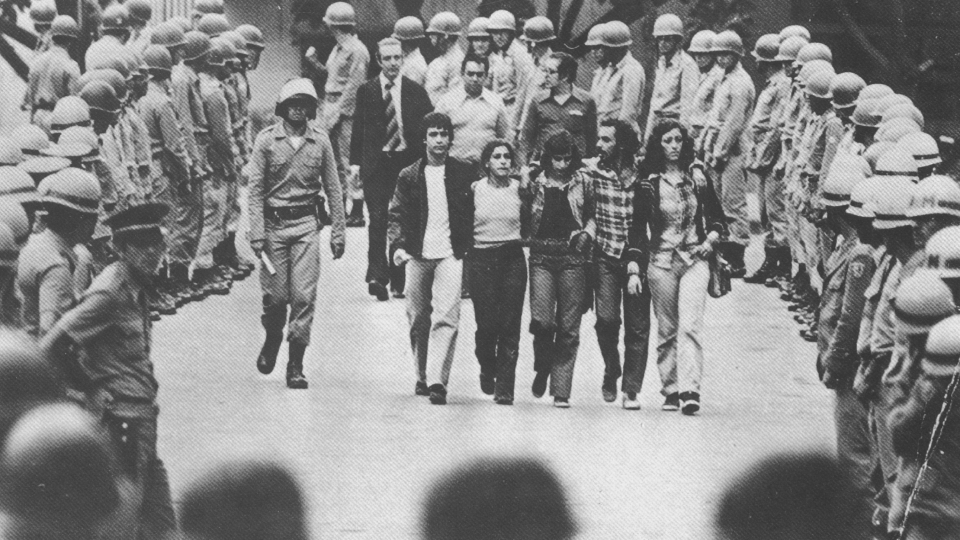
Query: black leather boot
257 332 283 374
286 342 308 389
744 246 776 283
726 243 747 278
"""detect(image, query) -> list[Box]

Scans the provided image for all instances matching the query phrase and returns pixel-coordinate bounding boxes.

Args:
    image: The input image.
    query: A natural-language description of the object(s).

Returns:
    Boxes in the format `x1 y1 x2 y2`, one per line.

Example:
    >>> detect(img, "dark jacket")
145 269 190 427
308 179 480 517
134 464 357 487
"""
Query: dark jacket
350 75 433 187
388 157 475 259
626 163 727 271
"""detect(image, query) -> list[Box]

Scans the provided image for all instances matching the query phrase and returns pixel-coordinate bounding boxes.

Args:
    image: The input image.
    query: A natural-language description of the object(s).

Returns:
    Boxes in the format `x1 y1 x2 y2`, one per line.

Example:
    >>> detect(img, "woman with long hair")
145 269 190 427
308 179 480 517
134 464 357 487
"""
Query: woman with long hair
468 139 526 405
629 119 726 415
522 131 594 408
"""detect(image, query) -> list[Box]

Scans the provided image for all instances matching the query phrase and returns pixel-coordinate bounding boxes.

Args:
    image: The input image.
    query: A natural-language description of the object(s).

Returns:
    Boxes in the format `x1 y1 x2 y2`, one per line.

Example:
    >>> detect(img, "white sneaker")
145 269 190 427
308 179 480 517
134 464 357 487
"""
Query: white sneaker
622 393 641 410
553 397 570 408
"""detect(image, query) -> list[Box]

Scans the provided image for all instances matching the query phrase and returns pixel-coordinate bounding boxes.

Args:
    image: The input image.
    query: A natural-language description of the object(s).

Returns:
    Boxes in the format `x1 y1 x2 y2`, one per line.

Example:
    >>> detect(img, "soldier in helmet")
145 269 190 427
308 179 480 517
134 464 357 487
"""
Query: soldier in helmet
465 17 492 59
236 24 266 71
192 0 224 27
486 10 535 133
28 0 56 54
687 30 721 152
86 4 133 68
127 0 154 52
645 14 698 140
304 2 369 228
898 132 941 180
40 203 178 540
248 78 345 389
424 12 465 105
701 30 755 277
48 96 91 143
392 16 428 87
590 21 645 135
23 15 81 134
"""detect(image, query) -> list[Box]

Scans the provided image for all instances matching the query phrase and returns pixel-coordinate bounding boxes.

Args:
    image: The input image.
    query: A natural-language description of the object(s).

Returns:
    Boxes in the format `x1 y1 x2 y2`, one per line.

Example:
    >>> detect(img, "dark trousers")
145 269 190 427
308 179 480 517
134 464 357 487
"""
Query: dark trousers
364 152 411 291
594 252 651 394
468 244 526 400
835 385 880 538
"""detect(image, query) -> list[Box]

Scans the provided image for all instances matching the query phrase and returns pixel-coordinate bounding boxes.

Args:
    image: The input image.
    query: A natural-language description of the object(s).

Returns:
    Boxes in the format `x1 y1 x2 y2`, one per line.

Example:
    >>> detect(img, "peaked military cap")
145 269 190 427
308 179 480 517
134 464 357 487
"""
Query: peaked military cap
104 202 169 235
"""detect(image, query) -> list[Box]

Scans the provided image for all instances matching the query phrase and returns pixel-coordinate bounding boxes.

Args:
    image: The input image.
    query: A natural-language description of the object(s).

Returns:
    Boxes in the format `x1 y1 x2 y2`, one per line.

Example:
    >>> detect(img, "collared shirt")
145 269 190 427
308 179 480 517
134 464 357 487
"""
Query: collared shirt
688 65 723 131
247 122 345 244
17 229 78 337
584 158 637 259
323 34 370 120
53 260 157 402
434 86 508 163
704 63 756 160
591 52 646 131
171 62 210 175
651 171 699 269
518 86 597 164
138 81 191 185
425 44 465 105
646 50 699 133
422 164 453 259
747 70 789 169
400 49 428 86
489 39 535 108
24 46 80 109
380 72 406 152
198 73 237 180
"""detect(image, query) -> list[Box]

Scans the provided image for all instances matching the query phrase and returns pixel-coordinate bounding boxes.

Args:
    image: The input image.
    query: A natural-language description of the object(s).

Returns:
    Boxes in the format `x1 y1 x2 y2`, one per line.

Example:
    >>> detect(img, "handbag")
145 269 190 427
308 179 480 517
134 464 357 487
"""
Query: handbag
707 251 732 298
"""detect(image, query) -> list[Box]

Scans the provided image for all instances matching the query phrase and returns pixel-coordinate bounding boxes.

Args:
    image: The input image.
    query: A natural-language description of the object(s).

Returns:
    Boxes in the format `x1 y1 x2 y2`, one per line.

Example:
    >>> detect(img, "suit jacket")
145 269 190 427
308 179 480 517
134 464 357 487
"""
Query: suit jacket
350 75 433 188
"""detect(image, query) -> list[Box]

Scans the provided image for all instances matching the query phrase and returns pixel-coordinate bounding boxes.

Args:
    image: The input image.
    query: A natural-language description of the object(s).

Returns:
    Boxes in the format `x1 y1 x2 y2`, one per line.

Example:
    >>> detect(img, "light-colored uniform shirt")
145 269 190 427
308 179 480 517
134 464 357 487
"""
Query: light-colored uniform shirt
198 73 237 181
473 178 522 248
591 52 646 133
645 50 699 139
704 63 756 161
138 80 190 188
689 65 723 137
747 70 789 170
422 164 453 259
171 62 210 177
425 43 465 105
17 229 78 337
400 49 428 87
24 46 80 111
322 34 370 125
434 86 508 164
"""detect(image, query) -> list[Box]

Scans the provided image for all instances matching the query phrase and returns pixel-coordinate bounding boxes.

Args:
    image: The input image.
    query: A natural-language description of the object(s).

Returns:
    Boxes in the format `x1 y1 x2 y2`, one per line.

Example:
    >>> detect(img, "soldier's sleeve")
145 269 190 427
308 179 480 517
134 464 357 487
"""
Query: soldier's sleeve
318 131 345 245
517 97 537 166
170 77 201 176
206 89 237 180
714 78 754 160
157 99 191 188
64 62 82 98
803 123 828 183
36 263 76 336
823 250 877 378
820 118 845 182
247 132 269 242
678 58 700 130
424 61 444 106
494 101 509 141
511 52 536 129
618 64 645 131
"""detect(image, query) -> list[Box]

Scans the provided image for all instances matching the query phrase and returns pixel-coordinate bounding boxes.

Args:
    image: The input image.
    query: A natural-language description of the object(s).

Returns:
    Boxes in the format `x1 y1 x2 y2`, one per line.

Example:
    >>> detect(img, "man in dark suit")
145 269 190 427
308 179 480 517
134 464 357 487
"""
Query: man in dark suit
351 37 433 301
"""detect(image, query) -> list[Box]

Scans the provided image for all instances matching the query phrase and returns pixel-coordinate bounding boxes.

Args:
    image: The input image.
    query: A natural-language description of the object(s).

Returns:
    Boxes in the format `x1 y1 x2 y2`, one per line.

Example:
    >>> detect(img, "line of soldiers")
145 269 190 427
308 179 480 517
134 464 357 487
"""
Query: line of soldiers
16 0 268 319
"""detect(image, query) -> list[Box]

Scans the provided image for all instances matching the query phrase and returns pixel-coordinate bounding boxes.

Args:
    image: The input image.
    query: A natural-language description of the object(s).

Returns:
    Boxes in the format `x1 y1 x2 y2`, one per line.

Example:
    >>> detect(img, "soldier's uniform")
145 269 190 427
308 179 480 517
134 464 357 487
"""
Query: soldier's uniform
138 76 191 236
424 13 465 106
392 16 428 87
486 11 536 133
590 22 645 134
320 32 369 204
645 50 699 140
24 45 80 134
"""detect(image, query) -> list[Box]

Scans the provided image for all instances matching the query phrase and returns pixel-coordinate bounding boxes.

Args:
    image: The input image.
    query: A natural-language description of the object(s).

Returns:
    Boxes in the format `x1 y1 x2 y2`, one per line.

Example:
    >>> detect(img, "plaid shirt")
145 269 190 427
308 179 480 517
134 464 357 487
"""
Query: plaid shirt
650 171 700 269
584 158 638 259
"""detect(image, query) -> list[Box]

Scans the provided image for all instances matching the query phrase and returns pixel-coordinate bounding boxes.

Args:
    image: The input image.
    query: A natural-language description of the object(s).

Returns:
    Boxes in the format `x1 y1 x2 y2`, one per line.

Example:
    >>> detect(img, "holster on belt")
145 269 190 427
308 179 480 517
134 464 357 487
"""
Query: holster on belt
314 192 329 224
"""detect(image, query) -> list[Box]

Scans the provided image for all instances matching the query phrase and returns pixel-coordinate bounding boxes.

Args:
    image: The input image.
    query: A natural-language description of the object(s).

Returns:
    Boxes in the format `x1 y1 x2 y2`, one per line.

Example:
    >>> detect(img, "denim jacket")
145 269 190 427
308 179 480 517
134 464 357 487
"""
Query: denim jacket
521 170 596 243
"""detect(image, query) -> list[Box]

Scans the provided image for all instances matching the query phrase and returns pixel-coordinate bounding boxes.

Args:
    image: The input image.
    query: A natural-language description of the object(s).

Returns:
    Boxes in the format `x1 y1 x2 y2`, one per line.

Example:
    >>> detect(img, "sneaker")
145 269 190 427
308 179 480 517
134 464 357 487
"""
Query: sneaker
479 373 495 395
662 393 680 411
680 392 700 416
531 371 549 398
415 381 429 396
428 383 447 405
602 375 618 403
553 397 570 408
391 289 405 299
622 392 641 410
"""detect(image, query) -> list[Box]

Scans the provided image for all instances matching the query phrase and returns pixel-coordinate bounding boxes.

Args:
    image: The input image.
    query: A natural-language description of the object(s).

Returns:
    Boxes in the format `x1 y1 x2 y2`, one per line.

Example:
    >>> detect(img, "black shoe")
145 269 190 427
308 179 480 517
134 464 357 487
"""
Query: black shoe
495 395 513 405
368 281 389 301
286 343 308 389
662 393 680 411
602 375 618 402
346 215 366 228
479 373 495 395
415 381 429 396
680 392 700 415
257 333 283 375
428 383 447 405
744 247 776 284
391 289 405 299
531 371 549 398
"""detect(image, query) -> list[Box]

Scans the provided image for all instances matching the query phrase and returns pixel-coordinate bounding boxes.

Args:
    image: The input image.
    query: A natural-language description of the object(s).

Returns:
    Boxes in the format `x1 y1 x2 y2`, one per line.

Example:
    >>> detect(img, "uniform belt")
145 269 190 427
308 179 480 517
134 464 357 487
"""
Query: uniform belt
265 205 314 220
33 101 55 111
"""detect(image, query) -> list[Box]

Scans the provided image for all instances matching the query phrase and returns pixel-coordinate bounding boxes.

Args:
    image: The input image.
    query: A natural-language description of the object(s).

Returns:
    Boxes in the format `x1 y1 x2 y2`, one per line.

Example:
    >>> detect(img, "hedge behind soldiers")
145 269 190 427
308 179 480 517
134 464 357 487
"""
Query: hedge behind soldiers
40 202 177 540
248 79 346 389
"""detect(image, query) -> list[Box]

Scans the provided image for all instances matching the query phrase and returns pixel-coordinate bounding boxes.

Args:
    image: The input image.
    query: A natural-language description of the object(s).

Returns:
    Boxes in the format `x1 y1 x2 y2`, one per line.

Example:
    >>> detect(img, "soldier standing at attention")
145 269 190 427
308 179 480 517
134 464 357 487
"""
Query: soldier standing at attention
85 4 133 70
24 15 81 134
248 79 345 389
305 2 369 228
424 12 465 105
686 30 721 153
127 0 155 52
589 22 645 135
392 17 428 87
486 10 536 134
40 202 178 540
644 14 699 141
28 1 56 54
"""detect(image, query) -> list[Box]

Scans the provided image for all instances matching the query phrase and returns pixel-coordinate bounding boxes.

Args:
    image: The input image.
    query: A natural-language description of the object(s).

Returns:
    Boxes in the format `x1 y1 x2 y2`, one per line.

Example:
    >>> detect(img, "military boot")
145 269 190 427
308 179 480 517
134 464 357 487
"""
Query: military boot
286 342 308 389
725 243 747 278
744 246 776 284
256 332 283 374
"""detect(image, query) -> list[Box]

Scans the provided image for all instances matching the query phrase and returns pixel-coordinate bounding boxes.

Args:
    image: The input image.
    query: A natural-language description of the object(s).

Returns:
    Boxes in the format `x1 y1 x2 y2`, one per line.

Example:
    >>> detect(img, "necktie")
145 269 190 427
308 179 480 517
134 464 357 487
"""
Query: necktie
383 81 401 152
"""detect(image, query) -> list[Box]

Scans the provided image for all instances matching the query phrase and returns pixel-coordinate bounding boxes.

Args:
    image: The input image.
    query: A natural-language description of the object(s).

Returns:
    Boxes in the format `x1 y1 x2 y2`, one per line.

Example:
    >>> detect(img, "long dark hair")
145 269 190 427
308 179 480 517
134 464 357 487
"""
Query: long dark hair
541 131 583 178
479 139 514 178
642 119 696 177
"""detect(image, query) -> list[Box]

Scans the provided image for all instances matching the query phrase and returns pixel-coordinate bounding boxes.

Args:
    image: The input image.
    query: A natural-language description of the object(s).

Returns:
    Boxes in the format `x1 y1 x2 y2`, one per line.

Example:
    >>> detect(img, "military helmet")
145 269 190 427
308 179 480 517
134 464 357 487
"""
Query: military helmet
11 124 50 156
652 13 683 37
81 69 127 101
192 0 224 16
584 23 607 47
56 126 99 163
898 132 942 169
426 12 462 36
19 157 70 187
0 224 16 269
169 16 192 33
205 38 230 66
467 17 490 38
851 99 881 127
86 48 131 79
29 1 56 27
275 78 318 118
236 24 266 50
893 270 957 335
0 166 38 206
522 16 555 43
821 155 867 207
78 80 121 114
220 31 248 59
775 36 808 62
151 22 187 48
0 138 24 166
50 15 79 39
907 174 960 218
778 25 810 42
877 118 922 144
393 16 425 41
874 146 919 183
795 42 832 66
688 30 715 54
323 2 356 27
830 72 866 109
872 176 916 229
857 84 894 105
847 176 884 218
924 315 960 377
864 141 895 172
0 199 29 245
127 0 152 24
601 21 634 48
710 30 743 56
874 94 913 115
804 70 834 99
881 103 925 130
143 45 173 73
197 13 230 37
926 226 960 279
49 96 91 134
100 4 130 31
183 31 212 61
38 167 101 214
798 59 834 86
486 10 516 32
752 33 780 61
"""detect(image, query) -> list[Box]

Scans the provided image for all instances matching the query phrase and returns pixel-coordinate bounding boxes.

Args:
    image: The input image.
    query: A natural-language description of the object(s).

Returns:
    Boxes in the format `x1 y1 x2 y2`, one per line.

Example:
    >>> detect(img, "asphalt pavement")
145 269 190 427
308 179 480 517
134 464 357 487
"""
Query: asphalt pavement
154 226 835 540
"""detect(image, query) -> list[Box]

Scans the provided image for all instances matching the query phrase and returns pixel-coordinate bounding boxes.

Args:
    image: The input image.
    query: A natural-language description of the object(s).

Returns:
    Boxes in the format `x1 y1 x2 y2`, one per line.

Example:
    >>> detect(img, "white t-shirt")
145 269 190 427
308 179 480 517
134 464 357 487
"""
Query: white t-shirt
421 165 453 259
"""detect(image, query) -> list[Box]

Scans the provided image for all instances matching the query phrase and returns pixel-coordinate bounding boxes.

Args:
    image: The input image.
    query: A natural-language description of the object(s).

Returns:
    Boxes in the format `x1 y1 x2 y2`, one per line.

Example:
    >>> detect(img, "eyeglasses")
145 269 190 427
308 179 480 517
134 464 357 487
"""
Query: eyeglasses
551 154 572 162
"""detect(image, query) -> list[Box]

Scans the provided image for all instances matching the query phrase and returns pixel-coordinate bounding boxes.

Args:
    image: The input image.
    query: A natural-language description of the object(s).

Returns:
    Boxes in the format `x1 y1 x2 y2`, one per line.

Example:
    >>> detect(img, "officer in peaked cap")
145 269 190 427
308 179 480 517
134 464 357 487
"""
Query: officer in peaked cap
40 201 176 540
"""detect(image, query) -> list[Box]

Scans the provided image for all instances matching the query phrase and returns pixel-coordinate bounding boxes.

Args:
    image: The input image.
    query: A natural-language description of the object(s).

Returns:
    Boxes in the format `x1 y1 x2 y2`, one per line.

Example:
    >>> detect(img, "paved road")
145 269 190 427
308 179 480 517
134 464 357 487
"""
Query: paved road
154 227 834 540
